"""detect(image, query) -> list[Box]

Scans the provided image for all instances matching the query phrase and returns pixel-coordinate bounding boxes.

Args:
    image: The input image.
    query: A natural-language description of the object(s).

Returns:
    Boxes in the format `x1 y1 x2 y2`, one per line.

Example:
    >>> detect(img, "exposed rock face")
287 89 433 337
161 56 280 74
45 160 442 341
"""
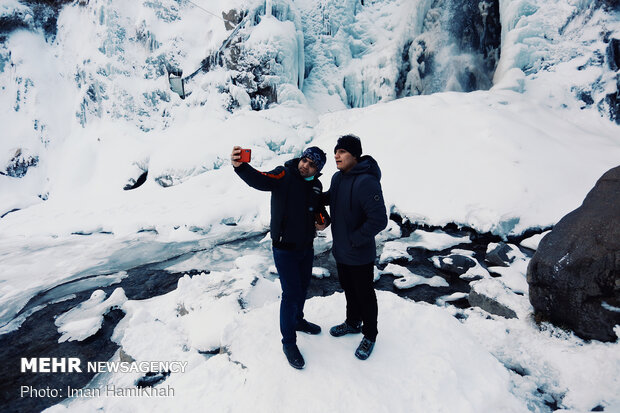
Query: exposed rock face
527 166 620 342
485 242 515 267
0 0 74 41
468 285 518 319
608 38 620 71
398 0 501 97
2 149 39 178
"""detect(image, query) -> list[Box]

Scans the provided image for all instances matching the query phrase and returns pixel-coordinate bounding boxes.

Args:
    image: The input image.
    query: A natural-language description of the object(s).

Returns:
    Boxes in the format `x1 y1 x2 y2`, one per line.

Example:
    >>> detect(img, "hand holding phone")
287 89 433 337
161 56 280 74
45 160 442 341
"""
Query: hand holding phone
231 146 251 167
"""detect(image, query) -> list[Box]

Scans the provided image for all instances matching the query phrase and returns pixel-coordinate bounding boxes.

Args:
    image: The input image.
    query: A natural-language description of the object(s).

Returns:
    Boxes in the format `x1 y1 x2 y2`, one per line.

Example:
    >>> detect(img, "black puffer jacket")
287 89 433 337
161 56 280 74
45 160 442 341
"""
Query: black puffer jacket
234 158 328 250
325 155 387 265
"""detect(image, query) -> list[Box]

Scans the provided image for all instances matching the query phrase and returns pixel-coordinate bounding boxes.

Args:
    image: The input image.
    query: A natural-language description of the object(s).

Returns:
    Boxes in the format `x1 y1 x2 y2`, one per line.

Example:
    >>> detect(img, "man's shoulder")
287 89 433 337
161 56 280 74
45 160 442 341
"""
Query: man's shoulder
261 164 288 178
312 177 324 191
354 172 382 194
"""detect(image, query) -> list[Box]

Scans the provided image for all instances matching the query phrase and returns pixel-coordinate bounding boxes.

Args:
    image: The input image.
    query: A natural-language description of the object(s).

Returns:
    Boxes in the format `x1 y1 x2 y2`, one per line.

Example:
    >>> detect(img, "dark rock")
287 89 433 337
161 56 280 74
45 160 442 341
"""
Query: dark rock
578 90 594 106
527 165 620 342
3 149 39 178
605 78 620 124
485 242 515 267
0 0 72 39
433 254 476 275
468 287 517 319
0 12 32 38
135 370 170 388
600 0 619 11
395 39 413 98
607 38 620 71
222 9 243 31
124 170 148 190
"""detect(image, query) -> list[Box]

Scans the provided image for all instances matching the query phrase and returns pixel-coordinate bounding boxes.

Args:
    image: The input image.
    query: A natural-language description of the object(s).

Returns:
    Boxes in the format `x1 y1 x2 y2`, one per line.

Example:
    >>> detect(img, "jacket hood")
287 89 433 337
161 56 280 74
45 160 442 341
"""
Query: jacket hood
347 155 381 180
286 158 322 178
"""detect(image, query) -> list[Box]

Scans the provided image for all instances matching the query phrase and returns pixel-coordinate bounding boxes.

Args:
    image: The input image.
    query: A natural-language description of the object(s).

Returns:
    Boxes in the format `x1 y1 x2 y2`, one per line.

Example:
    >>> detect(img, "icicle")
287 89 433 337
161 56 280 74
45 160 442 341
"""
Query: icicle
265 0 272 17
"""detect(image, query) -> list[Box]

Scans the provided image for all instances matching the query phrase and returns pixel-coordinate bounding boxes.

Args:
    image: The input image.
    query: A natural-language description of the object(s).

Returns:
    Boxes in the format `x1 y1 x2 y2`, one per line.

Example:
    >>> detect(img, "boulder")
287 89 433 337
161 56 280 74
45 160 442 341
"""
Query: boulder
527 165 620 342
468 287 517 319
485 242 515 267
432 254 477 275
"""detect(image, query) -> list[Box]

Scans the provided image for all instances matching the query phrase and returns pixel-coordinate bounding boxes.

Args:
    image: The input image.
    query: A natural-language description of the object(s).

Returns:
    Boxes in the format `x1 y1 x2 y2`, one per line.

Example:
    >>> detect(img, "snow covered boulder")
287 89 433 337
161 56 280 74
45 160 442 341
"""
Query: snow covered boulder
432 253 477 275
527 165 620 342
468 278 523 319
485 242 515 267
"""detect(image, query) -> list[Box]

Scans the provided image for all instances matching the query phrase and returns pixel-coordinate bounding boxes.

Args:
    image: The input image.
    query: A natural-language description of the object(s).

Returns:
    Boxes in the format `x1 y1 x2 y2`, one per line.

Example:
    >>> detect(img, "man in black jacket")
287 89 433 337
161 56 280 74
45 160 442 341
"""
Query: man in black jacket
323 135 387 360
231 145 329 369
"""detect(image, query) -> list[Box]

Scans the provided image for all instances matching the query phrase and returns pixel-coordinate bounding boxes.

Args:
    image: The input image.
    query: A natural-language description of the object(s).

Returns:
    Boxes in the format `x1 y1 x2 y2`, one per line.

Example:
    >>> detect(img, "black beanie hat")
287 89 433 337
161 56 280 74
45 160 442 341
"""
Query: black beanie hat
302 146 327 172
334 134 362 159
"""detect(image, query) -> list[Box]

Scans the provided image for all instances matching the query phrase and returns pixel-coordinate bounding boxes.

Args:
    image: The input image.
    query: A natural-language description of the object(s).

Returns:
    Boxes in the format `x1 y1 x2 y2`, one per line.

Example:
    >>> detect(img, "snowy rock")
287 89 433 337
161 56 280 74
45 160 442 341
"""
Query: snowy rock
0 3 35 41
400 0 501 97
394 273 449 290
606 78 620 124
55 288 127 343
3 0 73 39
431 253 477 275
527 165 620 342
607 38 620 72
380 263 449 290
468 278 529 319
486 248 529 295
485 241 515 267
2 148 39 178
435 292 468 306
311 267 330 279
222 9 243 31
520 230 551 251
380 230 471 264
376 219 401 242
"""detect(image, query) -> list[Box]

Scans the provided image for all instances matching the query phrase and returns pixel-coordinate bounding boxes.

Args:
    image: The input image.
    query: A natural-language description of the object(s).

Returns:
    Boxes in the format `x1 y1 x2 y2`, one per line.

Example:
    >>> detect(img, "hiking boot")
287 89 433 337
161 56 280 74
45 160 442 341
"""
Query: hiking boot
296 319 321 335
329 321 362 337
282 344 305 369
355 336 375 360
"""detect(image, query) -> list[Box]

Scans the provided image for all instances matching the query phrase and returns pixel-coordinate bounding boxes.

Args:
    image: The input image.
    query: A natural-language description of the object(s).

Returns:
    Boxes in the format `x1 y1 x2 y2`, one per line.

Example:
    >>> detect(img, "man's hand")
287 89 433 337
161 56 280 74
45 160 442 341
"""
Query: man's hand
315 223 327 231
231 146 242 168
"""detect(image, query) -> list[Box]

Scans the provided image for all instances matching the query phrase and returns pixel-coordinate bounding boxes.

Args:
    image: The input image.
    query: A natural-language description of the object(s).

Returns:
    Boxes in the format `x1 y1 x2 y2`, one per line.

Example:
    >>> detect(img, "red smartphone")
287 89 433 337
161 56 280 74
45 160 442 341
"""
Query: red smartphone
239 149 251 163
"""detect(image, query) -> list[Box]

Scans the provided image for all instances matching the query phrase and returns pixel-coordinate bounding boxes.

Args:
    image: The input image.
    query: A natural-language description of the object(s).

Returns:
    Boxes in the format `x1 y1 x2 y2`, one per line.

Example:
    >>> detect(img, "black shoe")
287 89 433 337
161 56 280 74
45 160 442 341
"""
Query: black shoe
355 336 375 360
296 319 321 335
329 321 362 337
282 344 305 369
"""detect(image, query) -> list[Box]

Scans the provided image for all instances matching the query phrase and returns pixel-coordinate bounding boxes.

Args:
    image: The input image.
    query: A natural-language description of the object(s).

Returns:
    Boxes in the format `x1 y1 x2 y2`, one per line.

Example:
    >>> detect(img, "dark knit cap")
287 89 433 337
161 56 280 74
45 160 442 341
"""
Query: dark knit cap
302 146 327 172
334 134 362 159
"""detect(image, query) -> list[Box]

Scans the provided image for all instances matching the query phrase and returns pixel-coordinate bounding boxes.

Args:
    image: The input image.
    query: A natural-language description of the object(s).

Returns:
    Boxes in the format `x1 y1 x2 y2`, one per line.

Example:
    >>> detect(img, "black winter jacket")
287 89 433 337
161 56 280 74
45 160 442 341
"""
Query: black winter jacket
324 155 387 265
234 158 328 250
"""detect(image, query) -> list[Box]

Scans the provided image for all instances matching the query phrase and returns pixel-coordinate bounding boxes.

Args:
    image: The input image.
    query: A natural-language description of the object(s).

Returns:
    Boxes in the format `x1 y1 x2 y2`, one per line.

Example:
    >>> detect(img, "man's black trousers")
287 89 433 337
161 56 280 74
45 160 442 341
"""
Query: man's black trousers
273 246 313 345
337 262 378 341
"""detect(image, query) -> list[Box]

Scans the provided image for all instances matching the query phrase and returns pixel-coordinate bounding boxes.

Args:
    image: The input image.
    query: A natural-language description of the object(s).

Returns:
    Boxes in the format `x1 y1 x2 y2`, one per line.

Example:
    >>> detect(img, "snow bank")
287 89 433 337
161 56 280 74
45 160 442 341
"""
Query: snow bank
313 90 620 237
55 288 127 343
46 292 528 413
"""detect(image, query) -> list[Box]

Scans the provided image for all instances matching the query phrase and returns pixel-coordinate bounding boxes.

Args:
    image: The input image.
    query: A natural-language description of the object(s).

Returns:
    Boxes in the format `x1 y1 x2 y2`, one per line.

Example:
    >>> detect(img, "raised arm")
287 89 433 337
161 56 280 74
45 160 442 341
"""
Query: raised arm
232 146 286 192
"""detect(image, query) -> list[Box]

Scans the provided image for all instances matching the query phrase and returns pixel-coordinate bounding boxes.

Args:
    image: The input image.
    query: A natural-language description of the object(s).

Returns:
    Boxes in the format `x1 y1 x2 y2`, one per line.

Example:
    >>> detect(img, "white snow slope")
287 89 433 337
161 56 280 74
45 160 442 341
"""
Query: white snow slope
0 0 619 411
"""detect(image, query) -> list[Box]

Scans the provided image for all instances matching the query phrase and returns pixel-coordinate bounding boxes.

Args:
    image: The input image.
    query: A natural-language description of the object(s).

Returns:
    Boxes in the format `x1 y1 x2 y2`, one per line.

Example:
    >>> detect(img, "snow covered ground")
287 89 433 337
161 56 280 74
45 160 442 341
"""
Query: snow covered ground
1 0 620 411
36 232 619 413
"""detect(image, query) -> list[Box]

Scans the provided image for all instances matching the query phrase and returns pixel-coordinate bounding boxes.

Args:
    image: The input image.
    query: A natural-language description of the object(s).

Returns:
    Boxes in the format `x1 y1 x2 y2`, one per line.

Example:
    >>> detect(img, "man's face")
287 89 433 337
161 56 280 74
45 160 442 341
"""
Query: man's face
334 149 357 173
298 157 318 178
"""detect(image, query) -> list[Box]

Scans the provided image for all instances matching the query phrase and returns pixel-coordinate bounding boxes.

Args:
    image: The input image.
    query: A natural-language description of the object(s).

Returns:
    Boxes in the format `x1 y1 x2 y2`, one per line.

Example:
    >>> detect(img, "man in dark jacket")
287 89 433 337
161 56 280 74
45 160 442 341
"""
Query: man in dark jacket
323 135 387 360
231 145 329 369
